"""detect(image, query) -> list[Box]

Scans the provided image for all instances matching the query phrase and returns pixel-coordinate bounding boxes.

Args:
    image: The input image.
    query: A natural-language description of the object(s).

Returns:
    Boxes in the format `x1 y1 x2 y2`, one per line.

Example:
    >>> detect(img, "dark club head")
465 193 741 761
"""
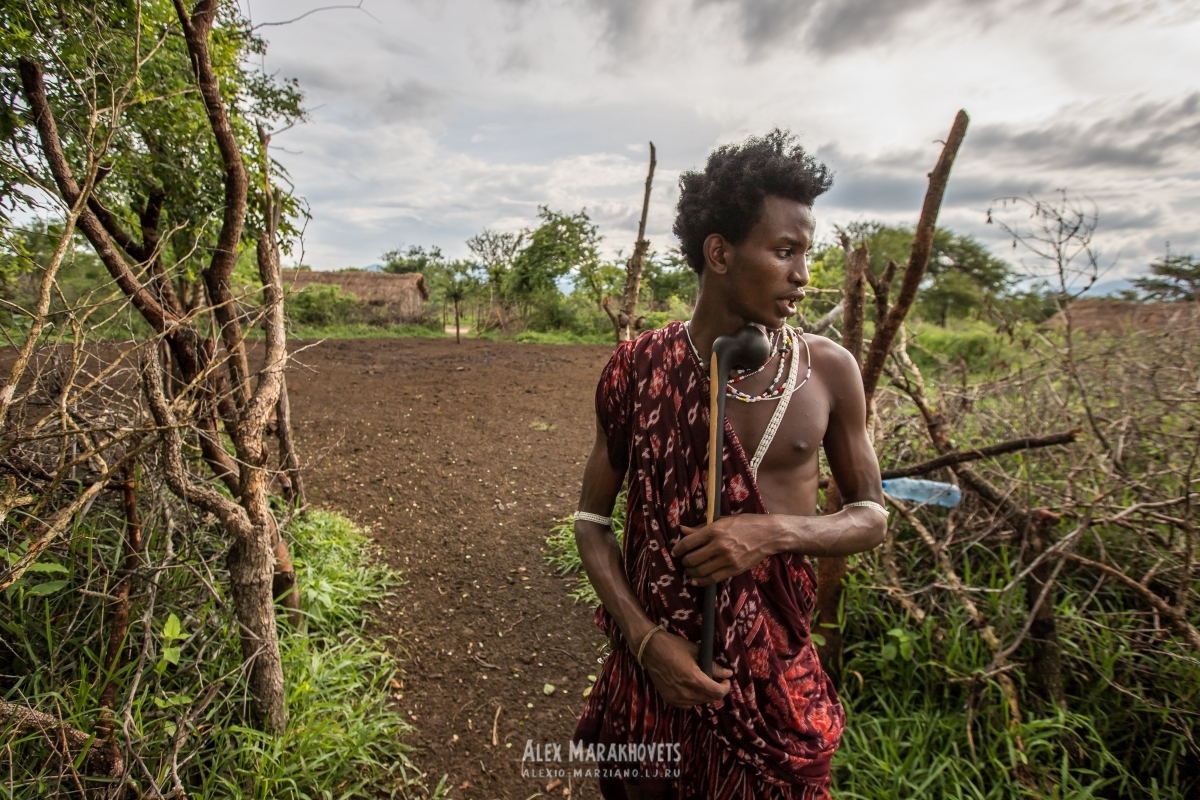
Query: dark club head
712 325 771 377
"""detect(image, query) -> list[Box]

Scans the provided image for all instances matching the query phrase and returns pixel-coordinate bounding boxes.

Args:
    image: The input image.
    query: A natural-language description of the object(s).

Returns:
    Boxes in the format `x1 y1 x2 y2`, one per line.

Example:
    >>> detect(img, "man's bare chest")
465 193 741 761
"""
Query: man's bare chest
723 379 831 473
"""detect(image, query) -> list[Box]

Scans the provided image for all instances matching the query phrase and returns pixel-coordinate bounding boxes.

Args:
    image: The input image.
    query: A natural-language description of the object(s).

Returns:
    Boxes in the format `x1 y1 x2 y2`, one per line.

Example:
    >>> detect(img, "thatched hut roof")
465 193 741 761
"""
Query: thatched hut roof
281 270 430 303
1045 299 1200 334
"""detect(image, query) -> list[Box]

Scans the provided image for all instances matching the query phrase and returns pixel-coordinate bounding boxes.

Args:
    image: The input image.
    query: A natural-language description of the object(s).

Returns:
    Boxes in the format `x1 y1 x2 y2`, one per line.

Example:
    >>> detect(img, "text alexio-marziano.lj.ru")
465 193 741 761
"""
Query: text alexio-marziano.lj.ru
521 740 684 780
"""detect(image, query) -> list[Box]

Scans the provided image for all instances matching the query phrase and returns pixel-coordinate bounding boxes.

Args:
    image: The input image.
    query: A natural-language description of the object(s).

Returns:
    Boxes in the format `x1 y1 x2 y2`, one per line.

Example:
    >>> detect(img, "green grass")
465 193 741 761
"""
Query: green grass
1 506 437 799
287 322 450 340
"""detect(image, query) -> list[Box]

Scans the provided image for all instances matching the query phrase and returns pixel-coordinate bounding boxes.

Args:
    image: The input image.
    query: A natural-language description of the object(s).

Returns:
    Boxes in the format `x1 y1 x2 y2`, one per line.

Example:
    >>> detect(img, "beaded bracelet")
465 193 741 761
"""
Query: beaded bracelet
844 500 889 518
574 511 613 527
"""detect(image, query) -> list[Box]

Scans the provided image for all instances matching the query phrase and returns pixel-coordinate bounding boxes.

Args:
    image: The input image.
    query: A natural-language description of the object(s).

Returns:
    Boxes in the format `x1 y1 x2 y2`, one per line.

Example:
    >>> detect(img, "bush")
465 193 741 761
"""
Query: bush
285 284 360 327
2 505 431 799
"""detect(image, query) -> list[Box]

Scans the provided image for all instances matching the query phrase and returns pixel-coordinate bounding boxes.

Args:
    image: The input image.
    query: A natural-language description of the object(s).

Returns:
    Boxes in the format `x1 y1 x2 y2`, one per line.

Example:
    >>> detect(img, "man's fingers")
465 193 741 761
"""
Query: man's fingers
712 664 734 681
685 555 730 585
680 543 721 569
672 528 711 558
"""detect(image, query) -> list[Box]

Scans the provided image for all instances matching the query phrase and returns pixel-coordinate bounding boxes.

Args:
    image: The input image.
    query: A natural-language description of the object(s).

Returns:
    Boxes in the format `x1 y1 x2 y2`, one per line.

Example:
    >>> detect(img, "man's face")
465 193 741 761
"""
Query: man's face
723 195 815 329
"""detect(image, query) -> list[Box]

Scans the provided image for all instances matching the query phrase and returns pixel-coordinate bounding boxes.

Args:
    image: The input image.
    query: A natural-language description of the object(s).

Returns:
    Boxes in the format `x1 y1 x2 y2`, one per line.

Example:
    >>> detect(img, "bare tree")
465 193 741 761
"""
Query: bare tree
8 0 303 732
605 142 656 342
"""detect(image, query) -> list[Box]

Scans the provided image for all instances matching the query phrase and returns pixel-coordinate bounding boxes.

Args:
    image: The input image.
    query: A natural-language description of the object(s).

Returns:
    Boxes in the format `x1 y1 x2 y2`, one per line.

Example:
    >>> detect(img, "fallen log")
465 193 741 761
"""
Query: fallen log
0 700 122 778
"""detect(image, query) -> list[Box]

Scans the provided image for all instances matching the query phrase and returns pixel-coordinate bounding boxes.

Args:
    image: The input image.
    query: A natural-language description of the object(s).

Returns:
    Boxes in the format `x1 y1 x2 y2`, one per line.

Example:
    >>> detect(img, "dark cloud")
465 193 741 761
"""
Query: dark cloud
584 0 650 45
807 0 933 53
379 79 447 121
1098 206 1165 231
972 93 1200 170
376 34 428 58
688 0 1189 56
694 0 818 49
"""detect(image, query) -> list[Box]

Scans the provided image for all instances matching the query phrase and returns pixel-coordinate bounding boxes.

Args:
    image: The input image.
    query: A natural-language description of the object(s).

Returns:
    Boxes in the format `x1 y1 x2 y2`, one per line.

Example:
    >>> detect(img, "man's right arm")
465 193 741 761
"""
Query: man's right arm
576 421 732 708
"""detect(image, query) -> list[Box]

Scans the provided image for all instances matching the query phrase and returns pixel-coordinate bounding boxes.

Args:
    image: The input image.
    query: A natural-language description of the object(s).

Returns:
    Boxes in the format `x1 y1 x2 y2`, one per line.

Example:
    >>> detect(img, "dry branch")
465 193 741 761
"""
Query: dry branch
861 110 970 406
612 142 657 342
879 430 1080 479
1065 552 1200 651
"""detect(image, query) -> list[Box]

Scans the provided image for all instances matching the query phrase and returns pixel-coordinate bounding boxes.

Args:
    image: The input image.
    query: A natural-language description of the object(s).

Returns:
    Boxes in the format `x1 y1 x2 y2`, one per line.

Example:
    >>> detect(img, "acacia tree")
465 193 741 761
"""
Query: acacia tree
1132 253 1200 302
1 0 305 732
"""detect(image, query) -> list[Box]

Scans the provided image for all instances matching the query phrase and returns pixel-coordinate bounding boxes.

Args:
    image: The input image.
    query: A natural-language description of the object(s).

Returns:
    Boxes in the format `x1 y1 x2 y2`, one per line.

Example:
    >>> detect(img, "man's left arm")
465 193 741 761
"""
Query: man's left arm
674 344 887 587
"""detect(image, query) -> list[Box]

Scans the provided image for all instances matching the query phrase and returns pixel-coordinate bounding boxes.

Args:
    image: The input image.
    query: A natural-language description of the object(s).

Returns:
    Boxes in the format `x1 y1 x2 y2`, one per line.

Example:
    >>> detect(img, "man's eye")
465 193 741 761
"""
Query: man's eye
777 249 792 258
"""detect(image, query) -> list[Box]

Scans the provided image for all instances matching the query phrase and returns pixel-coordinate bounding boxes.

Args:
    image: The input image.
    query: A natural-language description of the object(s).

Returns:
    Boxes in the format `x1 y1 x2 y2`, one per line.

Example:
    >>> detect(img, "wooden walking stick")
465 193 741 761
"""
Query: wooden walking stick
699 325 771 678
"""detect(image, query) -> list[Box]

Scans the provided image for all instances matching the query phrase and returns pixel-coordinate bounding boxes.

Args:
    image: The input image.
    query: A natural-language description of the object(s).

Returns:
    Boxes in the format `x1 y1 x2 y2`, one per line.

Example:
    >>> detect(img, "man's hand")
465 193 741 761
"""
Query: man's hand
673 514 781 587
640 629 733 708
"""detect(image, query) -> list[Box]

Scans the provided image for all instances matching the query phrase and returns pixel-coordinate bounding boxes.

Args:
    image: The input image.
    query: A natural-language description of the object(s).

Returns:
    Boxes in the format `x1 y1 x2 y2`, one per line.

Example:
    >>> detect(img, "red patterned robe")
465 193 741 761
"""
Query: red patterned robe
574 321 844 799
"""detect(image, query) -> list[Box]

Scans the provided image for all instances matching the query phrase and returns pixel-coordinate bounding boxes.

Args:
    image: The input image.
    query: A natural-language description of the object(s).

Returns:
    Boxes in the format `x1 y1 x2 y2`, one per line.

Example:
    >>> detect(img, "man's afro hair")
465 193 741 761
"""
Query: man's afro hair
673 129 833 274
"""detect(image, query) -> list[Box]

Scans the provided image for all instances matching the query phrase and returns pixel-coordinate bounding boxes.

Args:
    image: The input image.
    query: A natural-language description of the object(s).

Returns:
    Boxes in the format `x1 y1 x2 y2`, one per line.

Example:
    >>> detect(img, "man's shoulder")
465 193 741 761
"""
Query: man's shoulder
599 321 689 384
798 331 862 394
617 321 688 364
631 320 686 349
801 330 856 368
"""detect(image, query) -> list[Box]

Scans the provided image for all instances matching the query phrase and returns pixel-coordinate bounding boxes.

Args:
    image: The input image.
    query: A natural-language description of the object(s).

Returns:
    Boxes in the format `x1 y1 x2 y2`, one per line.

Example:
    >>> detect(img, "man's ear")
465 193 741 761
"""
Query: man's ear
703 233 731 276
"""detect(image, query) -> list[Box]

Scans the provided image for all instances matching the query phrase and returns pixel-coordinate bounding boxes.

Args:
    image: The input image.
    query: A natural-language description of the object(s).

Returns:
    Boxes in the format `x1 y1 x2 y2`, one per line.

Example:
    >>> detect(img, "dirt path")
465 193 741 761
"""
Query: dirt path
288 337 614 800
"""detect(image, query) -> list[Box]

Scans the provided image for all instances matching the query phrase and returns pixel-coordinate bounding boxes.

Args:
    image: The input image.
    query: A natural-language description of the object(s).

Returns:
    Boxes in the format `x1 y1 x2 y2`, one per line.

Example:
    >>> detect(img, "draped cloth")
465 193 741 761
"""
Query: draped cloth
573 321 844 800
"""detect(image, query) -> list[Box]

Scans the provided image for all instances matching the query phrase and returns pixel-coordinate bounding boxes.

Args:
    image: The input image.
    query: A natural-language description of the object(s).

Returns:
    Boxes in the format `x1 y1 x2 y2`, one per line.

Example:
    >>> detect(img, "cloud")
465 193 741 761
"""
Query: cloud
971 93 1200 170
249 0 1200 282
807 0 934 52
688 0 1194 57
694 0 818 49
379 79 448 122
584 0 651 45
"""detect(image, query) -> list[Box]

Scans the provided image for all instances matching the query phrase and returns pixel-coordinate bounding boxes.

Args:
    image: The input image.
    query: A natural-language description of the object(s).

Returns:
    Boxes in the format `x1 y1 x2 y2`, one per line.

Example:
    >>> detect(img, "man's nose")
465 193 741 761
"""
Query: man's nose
789 262 810 286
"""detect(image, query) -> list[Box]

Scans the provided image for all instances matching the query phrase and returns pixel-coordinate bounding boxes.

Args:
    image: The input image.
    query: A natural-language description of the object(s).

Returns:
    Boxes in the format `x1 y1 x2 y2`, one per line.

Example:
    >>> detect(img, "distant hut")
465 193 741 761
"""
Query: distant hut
282 270 430 323
1045 299 1200 334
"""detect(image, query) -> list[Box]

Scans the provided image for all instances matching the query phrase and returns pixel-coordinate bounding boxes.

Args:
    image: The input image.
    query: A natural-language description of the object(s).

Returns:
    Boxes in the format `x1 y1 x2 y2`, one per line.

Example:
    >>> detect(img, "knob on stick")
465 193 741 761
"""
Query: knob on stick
699 325 771 678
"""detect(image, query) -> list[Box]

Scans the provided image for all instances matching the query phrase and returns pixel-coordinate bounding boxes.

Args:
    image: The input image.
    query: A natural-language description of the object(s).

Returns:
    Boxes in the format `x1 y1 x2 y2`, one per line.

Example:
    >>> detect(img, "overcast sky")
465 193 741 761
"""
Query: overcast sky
245 0 1200 289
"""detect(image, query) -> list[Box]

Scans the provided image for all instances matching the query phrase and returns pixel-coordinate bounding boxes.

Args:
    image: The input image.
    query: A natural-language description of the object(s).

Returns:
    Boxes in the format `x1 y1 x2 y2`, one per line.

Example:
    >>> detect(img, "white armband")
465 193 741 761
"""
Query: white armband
844 500 889 518
574 511 613 527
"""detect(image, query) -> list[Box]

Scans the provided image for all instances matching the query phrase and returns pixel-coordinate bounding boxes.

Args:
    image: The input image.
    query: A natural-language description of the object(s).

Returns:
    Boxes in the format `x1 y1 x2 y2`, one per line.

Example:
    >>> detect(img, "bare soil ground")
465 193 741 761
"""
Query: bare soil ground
288 337 614 800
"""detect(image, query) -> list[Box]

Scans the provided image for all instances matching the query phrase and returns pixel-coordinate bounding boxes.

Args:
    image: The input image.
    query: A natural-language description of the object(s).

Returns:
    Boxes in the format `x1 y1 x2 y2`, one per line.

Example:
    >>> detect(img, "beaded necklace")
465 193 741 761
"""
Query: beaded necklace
685 322 813 403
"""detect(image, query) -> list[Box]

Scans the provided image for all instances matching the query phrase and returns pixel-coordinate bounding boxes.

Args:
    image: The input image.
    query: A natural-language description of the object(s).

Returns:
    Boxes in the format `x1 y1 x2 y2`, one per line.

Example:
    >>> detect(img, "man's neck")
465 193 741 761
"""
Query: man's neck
687 285 750 363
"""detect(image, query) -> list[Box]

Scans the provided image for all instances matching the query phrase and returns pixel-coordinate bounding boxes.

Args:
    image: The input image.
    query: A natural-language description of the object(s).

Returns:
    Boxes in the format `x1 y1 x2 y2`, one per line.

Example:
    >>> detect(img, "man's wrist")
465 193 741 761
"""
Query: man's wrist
624 616 657 652
761 514 794 558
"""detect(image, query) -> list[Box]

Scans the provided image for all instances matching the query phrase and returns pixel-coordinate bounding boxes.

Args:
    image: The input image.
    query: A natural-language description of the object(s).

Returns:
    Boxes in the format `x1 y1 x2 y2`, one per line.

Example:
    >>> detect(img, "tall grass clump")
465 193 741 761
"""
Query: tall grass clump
2 502 430 799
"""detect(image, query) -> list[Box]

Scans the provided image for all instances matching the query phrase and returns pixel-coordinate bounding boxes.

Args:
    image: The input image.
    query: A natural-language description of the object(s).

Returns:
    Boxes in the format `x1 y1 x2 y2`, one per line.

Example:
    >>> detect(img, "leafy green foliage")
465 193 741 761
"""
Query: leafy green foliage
642 252 698 308
812 223 1018 327
0 0 305 299
382 244 445 275
507 207 599 304
284 284 360 328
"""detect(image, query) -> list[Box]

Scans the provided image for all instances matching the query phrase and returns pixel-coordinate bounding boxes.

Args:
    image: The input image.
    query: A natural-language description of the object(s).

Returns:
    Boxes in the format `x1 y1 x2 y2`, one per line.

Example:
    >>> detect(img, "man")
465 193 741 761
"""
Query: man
572 130 887 800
